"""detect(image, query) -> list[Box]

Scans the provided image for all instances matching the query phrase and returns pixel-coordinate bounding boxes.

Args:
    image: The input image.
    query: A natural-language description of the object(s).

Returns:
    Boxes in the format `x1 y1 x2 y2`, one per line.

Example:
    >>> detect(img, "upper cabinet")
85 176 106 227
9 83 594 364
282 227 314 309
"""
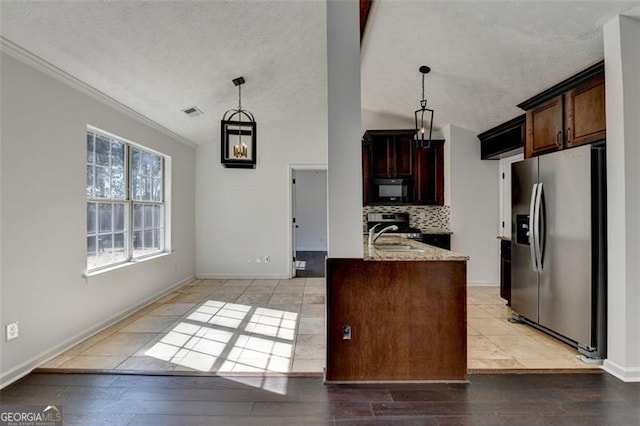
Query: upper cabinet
362 129 444 205
478 115 525 160
518 61 605 159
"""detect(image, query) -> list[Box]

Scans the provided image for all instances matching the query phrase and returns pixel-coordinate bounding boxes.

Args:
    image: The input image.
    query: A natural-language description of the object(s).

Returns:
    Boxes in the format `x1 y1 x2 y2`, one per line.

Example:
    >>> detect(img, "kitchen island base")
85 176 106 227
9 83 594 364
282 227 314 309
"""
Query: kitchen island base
325 258 467 382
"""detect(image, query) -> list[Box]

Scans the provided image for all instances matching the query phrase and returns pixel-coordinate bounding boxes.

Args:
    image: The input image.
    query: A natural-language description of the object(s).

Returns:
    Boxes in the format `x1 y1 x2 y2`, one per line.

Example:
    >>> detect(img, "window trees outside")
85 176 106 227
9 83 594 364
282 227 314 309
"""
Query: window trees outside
86 129 166 271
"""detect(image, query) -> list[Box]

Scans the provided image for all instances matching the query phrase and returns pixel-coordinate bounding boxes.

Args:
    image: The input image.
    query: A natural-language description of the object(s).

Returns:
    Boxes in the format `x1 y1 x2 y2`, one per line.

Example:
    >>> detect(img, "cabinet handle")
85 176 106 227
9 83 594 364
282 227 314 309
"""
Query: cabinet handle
556 131 562 146
566 127 572 145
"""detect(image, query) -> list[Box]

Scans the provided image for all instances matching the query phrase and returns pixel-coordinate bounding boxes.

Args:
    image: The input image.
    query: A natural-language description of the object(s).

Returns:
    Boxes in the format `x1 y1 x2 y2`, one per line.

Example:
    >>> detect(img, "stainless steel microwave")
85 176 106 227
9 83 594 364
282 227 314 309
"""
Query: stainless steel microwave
372 178 411 203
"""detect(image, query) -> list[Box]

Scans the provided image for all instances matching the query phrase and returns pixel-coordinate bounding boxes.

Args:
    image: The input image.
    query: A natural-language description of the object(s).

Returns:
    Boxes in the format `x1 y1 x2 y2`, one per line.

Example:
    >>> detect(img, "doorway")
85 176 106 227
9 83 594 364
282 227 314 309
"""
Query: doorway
290 168 328 278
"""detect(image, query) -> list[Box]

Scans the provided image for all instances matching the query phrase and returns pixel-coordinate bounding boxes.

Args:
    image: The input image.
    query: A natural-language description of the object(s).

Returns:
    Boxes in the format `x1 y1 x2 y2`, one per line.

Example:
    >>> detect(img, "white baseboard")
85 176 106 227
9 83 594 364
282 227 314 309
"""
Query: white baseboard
197 272 291 280
602 359 640 382
0 275 195 390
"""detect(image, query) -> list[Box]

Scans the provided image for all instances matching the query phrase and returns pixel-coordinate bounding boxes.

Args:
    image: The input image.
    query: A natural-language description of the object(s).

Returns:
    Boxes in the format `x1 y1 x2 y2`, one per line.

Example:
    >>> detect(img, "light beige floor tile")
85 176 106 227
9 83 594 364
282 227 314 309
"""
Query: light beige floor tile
467 325 480 336
251 279 280 287
273 285 305 296
235 294 272 305
180 286 216 296
294 334 325 359
156 292 180 304
198 279 227 287
301 304 325 318
298 318 325 335
148 303 196 317
477 303 512 319
282 278 307 286
269 294 304 305
222 280 254 288
303 285 325 295
291 358 325 373
101 315 143 332
59 355 127 369
64 332 113 355
468 358 525 369
468 318 522 336
515 357 596 369
486 334 574 360
243 286 277 295
120 316 180 333
467 335 512 360
170 292 211 304
80 332 157 356
40 354 76 368
115 356 178 371
302 294 325 305
467 305 495 319
304 278 324 286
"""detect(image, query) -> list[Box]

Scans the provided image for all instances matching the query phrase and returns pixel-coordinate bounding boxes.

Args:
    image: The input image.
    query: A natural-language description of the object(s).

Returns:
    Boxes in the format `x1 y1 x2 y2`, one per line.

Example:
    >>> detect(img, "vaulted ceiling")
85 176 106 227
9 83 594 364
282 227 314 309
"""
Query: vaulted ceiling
1 1 639 146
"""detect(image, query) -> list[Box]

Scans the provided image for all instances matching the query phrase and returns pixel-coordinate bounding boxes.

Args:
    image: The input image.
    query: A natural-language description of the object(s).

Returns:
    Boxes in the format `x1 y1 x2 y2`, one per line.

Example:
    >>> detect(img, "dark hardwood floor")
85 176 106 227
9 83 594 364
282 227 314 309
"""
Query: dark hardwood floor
296 251 327 278
1 372 639 425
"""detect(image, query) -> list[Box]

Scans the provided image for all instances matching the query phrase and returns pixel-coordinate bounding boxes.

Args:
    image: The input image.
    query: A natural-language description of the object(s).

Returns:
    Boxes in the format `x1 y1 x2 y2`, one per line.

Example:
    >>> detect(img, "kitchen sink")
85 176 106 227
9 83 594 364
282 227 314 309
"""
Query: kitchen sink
375 244 425 252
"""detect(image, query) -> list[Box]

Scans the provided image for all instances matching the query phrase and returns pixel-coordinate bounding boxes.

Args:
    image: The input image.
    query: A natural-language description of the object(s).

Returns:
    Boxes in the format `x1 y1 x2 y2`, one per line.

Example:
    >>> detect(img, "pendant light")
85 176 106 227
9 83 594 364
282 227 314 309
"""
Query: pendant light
415 65 434 149
221 76 257 169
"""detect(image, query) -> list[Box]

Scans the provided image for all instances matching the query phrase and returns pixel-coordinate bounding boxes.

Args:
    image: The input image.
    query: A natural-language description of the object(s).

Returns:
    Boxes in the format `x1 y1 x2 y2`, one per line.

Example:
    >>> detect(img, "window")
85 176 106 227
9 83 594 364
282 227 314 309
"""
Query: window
86 128 166 271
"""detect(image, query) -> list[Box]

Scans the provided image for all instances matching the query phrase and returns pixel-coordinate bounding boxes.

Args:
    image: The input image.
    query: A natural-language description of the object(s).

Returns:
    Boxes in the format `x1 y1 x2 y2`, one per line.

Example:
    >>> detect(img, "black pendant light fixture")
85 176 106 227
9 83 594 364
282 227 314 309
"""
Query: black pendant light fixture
414 65 434 149
221 76 257 169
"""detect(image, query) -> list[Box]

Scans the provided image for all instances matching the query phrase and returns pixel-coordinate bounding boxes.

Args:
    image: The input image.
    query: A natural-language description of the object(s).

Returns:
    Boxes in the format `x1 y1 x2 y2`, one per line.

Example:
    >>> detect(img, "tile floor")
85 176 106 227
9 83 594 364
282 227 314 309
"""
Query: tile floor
40 279 595 374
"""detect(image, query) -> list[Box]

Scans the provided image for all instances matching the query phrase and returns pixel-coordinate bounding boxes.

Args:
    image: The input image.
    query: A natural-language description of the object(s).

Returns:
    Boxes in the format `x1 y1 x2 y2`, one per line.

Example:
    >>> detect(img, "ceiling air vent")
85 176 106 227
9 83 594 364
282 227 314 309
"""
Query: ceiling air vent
182 106 203 117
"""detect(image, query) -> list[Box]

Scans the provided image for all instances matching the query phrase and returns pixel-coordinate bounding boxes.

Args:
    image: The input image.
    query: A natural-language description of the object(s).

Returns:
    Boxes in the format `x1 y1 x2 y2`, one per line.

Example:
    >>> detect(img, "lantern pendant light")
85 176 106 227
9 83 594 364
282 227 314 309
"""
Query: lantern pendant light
414 65 434 149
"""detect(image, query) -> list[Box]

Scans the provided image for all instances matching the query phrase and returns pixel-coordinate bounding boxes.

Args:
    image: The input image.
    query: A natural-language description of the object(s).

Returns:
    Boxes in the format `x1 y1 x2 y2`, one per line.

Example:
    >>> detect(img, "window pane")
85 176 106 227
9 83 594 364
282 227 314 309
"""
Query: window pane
98 234 113 255
86 165 95 197
111 168 126 199
154 228 164 251
113 232 126 263
144 205 154 229
98 203 113 233
87 132 95 164
131 148 141 174
152 155 162 178
95 166 110 198
153 205 162 228
95 135 111 166
133 230 143 250
143 230 153 249
152 178 162 202
87 236 97 256
133 204 143 230
87 203 97 234
114 203 125 232
111 141 125 169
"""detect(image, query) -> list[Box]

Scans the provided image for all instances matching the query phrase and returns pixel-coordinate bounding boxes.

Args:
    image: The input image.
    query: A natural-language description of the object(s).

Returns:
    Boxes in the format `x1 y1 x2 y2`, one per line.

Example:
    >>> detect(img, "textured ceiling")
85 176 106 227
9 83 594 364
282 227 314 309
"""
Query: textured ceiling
362 0 640 134
1 1 639 146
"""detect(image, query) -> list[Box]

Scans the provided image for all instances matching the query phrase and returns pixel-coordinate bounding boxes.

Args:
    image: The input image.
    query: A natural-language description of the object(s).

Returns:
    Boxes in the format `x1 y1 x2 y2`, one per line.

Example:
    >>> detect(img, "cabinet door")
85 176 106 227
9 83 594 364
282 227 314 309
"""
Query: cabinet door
414 142 444 205
362 142 371 205
565 77 606 148
393 135 413 176
525 95 563 158
371 137 391 178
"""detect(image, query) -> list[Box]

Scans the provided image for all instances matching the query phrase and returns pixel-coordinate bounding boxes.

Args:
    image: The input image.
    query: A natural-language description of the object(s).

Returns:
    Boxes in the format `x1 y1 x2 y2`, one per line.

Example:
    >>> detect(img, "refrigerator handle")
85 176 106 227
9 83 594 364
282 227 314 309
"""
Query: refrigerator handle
528 183 539 272
534 182 545 272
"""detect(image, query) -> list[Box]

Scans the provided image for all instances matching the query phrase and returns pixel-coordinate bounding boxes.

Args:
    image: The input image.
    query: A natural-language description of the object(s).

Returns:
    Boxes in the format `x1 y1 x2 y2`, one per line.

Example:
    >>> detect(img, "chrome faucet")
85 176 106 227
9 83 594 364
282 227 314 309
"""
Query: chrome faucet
368 223 399 247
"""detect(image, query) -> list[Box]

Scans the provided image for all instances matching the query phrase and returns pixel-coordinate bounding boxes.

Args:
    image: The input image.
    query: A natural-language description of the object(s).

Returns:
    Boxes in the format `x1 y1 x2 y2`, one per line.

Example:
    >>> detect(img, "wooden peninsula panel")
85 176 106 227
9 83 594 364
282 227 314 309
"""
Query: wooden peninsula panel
326 258 467 382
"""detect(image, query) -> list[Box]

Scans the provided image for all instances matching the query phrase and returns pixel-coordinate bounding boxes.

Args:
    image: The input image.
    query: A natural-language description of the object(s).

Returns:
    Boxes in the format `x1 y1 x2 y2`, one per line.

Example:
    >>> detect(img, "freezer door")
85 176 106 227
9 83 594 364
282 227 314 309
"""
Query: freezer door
511 159 539 322
538 144 593 345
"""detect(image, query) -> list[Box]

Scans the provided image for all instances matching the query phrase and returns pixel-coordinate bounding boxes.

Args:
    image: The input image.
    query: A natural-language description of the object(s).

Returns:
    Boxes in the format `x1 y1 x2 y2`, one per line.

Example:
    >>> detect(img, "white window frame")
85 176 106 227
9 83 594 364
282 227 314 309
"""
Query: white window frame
86 126 170 274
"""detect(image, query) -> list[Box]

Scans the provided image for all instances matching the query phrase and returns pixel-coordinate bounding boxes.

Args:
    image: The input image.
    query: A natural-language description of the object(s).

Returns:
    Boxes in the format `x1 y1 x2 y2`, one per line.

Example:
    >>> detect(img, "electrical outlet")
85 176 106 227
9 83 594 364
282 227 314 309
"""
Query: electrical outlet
6 322 19 341
264 256 270 263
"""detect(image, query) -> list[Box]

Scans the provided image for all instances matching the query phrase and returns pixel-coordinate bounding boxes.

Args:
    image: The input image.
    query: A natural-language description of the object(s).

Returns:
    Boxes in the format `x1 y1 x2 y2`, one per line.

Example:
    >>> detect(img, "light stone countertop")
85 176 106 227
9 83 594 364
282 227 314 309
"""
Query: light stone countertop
421 228 453 235
363 235 469 262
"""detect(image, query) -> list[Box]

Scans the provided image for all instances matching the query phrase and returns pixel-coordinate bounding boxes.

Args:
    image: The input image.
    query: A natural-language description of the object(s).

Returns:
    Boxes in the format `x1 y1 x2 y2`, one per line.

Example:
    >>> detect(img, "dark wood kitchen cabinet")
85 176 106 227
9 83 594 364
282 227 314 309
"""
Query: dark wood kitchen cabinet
519 61 605 159
362 129 444 205
366 129 414 178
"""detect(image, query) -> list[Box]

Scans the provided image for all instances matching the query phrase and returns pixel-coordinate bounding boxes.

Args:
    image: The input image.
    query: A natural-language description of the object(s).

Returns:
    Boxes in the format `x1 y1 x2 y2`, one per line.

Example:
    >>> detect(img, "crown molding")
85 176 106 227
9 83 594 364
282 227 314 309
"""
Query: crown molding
0 36 196 149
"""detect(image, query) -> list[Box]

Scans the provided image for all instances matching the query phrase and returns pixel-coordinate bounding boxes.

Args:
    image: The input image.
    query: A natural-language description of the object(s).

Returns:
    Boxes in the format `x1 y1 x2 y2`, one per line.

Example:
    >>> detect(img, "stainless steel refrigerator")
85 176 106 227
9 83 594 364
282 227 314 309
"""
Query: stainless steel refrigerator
511 143 606 360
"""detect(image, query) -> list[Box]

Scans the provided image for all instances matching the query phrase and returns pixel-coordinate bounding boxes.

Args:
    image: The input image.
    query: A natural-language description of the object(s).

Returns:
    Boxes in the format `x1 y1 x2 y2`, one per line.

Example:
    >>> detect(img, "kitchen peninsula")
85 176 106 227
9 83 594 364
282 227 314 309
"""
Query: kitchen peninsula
325 236 469 382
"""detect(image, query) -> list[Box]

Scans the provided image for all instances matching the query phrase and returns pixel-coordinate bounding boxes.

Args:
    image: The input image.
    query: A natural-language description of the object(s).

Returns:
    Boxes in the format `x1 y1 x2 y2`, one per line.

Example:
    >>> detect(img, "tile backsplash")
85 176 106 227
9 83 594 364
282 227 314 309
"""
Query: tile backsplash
363 205 451 232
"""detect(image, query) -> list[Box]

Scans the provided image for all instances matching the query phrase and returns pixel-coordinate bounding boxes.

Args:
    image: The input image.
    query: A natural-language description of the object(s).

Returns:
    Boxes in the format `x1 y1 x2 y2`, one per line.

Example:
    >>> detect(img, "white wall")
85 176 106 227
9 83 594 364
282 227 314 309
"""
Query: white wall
443 123 500 285
326 0 363 258
0 53 196 387
195 103 328 278
294 170 328 252
362 109 445 140
603 15 640 382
